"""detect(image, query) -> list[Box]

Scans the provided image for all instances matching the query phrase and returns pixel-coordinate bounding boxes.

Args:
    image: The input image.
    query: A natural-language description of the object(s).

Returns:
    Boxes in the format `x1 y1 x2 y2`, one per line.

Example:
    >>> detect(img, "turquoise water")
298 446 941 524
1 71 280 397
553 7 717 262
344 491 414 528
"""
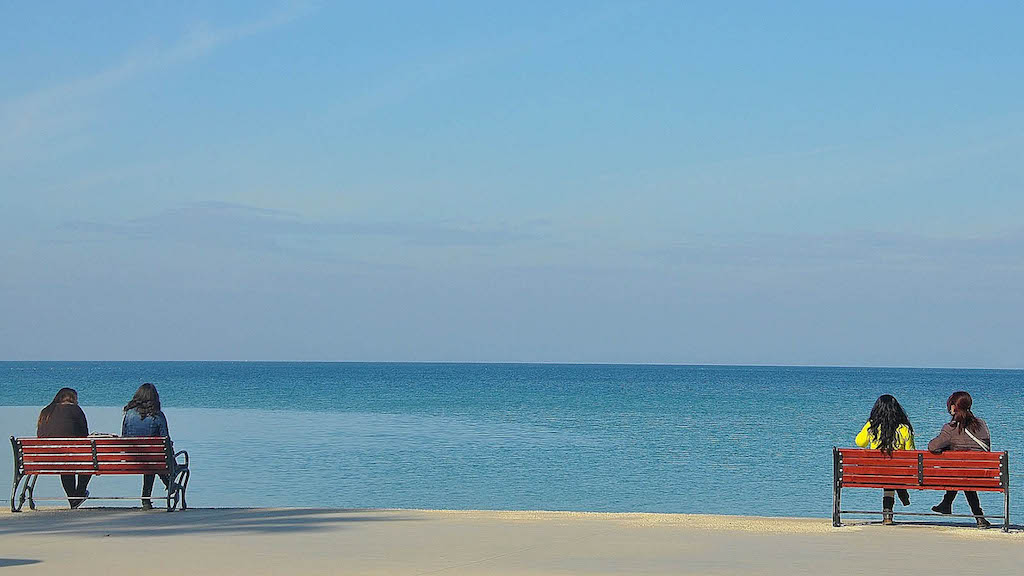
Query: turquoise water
1 362 1021 519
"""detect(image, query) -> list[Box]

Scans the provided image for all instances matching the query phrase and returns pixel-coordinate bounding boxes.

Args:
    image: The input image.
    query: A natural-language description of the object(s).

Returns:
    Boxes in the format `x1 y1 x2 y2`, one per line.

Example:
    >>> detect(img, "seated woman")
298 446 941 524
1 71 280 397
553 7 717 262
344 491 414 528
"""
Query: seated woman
37 388 91 508
122 383 171 510
928 391 992 528
855 394 915 525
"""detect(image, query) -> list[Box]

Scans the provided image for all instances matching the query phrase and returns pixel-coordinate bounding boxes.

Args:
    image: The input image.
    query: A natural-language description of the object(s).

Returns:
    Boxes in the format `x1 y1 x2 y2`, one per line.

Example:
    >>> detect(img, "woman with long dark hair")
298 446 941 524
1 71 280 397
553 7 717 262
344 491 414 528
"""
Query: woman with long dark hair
854 394 915 525
37 388 91 508
122 383 171 509
928 391 992 528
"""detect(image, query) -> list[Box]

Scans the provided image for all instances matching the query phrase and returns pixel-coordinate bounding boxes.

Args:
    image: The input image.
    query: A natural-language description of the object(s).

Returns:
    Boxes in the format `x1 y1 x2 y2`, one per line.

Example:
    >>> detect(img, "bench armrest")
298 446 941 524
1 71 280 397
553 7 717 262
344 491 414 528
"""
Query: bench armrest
174 450 189 469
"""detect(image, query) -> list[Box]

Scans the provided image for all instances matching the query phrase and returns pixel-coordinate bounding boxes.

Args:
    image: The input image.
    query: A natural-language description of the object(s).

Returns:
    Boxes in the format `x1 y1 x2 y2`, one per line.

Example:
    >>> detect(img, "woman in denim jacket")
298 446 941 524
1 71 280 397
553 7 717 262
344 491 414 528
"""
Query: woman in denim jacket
122 383 170 509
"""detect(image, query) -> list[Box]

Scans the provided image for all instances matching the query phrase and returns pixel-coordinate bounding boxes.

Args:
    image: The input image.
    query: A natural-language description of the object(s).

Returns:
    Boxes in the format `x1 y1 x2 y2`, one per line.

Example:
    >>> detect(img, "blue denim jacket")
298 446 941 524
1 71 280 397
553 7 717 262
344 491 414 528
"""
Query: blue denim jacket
121 409 169 438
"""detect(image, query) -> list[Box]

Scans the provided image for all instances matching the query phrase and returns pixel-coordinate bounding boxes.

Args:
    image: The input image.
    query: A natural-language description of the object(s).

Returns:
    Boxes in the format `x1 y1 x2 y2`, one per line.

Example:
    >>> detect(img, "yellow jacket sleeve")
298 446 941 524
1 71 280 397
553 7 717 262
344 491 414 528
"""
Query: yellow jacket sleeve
855 422 872 447
902 426 916 450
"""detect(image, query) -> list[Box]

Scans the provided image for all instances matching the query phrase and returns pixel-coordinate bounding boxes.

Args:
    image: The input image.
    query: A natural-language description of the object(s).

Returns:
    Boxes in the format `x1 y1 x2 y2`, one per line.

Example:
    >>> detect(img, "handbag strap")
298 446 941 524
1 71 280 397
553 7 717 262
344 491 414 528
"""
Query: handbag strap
963 427 990 451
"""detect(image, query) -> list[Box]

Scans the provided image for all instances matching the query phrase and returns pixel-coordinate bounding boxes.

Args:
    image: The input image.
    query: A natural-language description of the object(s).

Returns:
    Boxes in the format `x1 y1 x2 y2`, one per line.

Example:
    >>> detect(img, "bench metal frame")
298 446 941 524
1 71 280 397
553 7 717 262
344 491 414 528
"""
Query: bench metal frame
833 446 1010 532
10 436 190 512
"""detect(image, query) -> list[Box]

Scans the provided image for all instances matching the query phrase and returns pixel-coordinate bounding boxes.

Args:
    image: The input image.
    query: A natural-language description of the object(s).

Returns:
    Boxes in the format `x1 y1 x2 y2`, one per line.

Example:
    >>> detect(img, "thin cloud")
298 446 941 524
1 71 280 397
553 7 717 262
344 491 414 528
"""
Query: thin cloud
62 201 545 250
0 2 311 165
654 230 1024 271
325 4 626 123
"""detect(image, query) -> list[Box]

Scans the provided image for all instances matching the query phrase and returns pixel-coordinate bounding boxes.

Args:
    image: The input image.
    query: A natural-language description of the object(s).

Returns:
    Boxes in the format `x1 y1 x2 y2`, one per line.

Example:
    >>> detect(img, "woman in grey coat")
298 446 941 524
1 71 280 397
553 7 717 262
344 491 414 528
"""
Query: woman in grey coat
927 391 992 528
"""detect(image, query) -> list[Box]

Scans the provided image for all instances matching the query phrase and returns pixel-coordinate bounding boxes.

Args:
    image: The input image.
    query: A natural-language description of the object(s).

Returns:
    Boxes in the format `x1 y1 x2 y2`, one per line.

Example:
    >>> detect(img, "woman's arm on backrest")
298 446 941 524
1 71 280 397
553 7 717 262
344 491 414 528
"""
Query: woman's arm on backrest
927 424 953 453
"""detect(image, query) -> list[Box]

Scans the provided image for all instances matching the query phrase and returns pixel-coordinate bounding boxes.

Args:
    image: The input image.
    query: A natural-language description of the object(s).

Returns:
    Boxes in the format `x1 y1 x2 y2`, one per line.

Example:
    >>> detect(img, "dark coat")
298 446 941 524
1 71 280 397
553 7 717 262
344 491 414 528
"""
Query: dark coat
37 403 89 438
927 417 991 453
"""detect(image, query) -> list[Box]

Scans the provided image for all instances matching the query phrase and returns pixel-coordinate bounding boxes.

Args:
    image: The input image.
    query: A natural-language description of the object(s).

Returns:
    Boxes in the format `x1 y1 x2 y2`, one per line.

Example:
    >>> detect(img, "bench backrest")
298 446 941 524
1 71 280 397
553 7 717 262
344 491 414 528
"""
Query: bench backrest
835 448 1008 492
12 437 172 476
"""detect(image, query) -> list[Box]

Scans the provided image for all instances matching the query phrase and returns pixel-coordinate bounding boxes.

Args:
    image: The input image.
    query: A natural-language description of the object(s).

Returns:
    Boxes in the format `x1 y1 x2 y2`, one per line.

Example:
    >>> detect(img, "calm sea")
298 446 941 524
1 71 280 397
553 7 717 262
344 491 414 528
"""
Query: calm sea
1 362 1021 519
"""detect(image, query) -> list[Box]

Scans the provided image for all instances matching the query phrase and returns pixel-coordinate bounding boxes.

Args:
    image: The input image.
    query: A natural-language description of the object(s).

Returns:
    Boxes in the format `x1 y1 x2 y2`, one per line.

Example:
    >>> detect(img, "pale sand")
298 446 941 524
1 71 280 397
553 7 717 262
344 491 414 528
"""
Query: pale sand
1 508 1021 575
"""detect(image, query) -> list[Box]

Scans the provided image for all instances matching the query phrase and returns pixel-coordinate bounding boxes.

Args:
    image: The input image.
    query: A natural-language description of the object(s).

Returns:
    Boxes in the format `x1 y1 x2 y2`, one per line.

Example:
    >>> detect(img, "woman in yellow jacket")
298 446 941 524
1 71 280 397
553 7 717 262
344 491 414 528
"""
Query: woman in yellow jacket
855 394 915 525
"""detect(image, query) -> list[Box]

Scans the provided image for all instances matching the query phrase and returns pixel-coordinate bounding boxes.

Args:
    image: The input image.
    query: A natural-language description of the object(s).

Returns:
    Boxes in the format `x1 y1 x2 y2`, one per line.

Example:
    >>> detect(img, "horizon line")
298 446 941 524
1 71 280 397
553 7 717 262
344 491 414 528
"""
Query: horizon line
1 360 1021 372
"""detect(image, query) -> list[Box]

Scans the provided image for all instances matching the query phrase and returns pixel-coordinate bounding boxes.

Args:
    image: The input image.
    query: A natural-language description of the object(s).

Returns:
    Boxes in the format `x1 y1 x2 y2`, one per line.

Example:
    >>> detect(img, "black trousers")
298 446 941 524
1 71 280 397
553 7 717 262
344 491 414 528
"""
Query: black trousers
141 473 171 500
59 474 91 503
881 489 910 510
938 490 984 515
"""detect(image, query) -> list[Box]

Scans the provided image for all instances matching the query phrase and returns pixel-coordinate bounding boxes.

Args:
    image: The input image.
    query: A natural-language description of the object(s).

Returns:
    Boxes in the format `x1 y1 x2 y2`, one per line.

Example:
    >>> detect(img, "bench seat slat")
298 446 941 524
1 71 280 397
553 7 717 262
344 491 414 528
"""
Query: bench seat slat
24 462 170 470
921 461 1003 470
842 476 917 486
96 465 170 473
842 464 917 475
96 453 168 461
844 465 1003 478
22 453 95 461
838 449 1002 461
924 468 1003 479
23 469 98 474
843 477 1003 485
17 438 94 446
843 473 919 482
843 474 1001 486
23 463 96 470
842 482 1006 493
19 446 95 454
96 445 167 453
22 467 169 471
92 436 166 444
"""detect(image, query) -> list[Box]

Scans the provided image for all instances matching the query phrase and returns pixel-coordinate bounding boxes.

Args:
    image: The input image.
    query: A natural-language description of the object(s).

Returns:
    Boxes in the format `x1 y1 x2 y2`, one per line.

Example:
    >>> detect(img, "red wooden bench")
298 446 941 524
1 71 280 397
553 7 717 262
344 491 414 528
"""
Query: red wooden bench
10 436 190 512
833 447 1010 531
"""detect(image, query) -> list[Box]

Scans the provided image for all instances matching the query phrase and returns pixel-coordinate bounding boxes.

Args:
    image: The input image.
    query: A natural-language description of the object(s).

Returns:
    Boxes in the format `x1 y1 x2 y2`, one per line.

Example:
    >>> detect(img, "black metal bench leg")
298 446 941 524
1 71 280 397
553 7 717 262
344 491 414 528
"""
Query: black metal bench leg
832 447 842 527
10 472 22 512
833 487 841 527
25 476 37 510
179 470 189 510
1004 488 1010 533
1001 453 1011 533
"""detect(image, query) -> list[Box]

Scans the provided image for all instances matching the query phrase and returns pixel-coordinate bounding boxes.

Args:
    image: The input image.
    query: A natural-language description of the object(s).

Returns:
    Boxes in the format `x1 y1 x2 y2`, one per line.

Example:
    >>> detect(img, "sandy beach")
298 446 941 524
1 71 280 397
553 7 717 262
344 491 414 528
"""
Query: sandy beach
1 508 1020 575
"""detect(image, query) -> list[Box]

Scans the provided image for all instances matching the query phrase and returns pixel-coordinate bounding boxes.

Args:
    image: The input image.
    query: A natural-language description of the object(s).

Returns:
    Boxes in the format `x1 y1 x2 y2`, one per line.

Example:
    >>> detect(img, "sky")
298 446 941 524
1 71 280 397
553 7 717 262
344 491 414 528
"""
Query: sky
1 1 1022 366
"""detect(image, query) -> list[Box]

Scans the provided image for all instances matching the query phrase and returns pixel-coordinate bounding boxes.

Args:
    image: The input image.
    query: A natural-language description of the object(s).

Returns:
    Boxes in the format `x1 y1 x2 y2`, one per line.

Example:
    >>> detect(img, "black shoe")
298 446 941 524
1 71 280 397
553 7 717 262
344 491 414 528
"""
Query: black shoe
898 492 911 506
69 490 89 509
932 504 952 515
976 516 992 529
141 500 153 511
883 496 895 525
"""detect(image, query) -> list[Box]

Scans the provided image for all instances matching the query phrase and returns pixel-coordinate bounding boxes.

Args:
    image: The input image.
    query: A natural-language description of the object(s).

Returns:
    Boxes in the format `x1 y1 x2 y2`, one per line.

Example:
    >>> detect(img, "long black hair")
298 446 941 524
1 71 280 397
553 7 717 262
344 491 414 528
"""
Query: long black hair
868 394 913 455
124 383 161 420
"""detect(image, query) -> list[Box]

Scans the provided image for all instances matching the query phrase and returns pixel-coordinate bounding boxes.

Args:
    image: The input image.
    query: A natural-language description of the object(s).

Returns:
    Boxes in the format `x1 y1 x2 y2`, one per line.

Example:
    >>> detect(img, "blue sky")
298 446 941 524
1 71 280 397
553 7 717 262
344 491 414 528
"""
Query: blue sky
2 1 1022 366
